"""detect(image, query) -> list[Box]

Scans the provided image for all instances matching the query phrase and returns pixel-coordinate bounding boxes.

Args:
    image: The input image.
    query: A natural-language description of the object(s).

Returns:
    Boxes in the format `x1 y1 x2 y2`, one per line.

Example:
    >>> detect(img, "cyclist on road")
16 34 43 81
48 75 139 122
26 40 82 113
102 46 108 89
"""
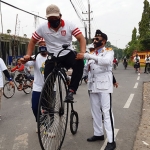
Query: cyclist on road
123 56 128 68
113 57 118 66
24 39 48 132
0 58 14 120
11 58 24 91
21 4 86 102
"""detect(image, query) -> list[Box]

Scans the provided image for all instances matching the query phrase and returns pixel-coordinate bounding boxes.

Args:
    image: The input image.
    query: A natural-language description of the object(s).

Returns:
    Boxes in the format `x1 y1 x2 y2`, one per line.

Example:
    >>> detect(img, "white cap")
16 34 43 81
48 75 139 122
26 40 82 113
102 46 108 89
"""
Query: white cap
46 4 60 18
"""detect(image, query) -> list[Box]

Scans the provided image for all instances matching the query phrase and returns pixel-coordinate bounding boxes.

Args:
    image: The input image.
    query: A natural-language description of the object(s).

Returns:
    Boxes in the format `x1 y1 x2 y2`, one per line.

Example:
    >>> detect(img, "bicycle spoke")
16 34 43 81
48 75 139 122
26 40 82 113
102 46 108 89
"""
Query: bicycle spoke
37 72 69 150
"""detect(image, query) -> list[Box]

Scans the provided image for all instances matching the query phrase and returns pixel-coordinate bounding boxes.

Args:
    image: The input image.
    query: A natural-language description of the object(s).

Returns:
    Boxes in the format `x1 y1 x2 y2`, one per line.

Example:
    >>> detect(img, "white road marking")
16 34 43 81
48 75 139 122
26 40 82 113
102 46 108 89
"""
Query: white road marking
137 76 140 80
134 82 138 88
123 94 134 108
100 129 119 150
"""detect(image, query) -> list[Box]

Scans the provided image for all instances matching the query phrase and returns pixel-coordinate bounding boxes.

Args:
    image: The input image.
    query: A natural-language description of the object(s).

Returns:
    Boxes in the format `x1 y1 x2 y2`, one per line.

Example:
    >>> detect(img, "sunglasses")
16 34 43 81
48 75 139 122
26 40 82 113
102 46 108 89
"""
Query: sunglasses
92 38 100 42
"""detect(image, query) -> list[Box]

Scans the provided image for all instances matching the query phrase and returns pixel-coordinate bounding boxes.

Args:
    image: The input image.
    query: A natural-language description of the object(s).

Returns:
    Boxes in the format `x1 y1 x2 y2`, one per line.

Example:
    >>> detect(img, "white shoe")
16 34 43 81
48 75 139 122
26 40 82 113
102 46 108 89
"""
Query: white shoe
138 73 140 75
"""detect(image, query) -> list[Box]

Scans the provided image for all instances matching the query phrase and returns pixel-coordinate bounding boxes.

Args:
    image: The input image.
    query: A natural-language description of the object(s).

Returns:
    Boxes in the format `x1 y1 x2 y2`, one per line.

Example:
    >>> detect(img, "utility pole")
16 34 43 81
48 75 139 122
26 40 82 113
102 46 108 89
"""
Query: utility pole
82 0 93 44
13 14 18 58
84 22 88 45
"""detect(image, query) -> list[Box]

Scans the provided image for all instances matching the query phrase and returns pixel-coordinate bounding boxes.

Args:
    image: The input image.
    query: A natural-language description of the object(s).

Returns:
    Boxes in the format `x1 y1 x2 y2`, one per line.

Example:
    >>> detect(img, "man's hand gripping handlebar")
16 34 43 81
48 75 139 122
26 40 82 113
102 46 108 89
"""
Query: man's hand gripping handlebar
20 55 34 64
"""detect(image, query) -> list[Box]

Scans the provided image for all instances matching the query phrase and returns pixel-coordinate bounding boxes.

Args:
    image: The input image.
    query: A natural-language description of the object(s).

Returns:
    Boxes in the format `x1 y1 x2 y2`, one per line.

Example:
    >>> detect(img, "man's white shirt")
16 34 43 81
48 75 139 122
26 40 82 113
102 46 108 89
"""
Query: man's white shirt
32 19 82 57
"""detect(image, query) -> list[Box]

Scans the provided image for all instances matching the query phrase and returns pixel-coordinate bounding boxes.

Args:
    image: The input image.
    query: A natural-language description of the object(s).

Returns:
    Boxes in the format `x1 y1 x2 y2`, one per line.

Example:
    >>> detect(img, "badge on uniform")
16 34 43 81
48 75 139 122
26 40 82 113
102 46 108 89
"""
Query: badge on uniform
61 30 66 36
106 47 112 51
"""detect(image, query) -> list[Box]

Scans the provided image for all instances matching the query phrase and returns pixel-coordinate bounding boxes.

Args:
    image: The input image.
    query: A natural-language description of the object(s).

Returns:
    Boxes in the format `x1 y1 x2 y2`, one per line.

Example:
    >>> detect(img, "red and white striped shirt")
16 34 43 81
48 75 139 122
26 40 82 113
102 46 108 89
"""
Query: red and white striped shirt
32 19 82 56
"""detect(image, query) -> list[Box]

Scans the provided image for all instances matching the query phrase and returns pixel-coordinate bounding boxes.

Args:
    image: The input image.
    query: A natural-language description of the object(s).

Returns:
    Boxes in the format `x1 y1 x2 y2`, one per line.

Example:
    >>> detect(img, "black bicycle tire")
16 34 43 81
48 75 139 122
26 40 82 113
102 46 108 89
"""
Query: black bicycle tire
23 79 32 94
37 71 69 150
3 82 15 98
70 111 79 135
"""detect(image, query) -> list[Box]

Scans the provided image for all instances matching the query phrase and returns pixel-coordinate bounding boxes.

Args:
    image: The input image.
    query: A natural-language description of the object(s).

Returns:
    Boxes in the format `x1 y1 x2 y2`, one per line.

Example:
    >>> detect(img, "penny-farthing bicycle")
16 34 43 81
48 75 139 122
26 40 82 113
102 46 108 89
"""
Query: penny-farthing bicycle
37 44 79 150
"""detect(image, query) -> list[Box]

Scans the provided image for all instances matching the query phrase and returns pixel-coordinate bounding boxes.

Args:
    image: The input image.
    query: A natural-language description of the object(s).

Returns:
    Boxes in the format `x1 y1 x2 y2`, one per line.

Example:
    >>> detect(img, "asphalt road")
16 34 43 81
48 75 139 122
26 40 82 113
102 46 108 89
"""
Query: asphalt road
0 63 149 150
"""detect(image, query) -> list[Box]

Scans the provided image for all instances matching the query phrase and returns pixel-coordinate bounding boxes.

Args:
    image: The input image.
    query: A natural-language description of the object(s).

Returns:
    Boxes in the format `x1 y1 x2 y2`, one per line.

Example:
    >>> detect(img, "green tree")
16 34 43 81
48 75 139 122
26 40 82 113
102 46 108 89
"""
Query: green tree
132 27 137 42
139 0 150 39
72 40 80 52
138 0 150 50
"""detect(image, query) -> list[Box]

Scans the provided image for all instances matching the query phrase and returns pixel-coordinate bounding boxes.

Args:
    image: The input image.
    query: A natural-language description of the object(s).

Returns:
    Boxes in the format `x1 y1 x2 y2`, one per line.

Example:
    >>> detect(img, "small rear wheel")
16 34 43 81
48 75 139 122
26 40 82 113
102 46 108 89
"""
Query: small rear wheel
23 79 32 94
3 82 15 98
70 111 79 135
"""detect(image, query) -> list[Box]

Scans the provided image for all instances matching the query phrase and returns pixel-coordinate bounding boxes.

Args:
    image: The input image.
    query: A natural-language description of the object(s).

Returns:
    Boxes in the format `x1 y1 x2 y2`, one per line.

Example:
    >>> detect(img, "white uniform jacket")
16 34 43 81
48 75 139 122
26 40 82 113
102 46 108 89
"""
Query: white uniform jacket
83 47 114 93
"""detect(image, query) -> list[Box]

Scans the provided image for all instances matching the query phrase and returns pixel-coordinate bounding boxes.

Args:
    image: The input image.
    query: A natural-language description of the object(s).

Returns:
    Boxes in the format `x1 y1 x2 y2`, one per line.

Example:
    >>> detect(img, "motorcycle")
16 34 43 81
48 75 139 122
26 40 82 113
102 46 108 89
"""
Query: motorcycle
113 62 117 70
123 62 128 69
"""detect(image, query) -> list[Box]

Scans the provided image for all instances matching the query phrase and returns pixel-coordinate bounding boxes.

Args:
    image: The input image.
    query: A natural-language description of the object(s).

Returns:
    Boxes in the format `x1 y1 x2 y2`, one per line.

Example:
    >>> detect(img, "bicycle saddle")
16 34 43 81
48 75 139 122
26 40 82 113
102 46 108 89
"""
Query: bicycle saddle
62 44 70 49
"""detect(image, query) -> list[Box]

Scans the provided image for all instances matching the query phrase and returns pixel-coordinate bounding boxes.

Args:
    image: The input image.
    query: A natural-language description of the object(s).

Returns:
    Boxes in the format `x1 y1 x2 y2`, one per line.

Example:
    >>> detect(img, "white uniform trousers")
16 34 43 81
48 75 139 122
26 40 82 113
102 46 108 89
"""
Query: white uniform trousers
90 92 115 143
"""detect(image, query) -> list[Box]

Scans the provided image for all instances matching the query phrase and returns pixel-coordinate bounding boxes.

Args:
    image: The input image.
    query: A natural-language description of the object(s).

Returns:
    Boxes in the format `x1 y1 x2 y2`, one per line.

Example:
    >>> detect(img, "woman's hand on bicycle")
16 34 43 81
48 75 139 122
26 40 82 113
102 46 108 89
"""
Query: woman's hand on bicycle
76 53 84 60
20 55 31 64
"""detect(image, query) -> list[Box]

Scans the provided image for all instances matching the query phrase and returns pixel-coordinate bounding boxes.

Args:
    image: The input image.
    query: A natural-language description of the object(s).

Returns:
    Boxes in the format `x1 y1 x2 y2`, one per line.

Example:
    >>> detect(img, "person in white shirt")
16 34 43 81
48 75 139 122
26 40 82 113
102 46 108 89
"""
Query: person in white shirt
21 4 86 102
134 54 140 75
24 39 48 130
144 55 150 73
0 58 14 120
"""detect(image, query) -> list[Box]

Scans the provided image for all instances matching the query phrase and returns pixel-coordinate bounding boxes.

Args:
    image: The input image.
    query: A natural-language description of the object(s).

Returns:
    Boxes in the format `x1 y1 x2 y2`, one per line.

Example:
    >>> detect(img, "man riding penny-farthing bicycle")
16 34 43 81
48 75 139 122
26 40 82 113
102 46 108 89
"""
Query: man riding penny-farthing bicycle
20 4 86 150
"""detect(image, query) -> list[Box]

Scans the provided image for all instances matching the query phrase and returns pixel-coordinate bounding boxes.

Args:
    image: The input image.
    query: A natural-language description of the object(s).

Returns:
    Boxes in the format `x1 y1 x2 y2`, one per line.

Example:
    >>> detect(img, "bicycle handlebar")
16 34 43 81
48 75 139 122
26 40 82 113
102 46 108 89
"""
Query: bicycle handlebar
30 44 76 61
56 44 77 59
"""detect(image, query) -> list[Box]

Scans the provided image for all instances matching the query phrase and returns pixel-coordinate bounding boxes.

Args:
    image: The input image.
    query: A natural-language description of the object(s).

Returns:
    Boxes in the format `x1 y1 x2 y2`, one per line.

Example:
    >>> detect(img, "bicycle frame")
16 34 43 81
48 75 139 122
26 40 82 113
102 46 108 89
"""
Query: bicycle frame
10 71 32 91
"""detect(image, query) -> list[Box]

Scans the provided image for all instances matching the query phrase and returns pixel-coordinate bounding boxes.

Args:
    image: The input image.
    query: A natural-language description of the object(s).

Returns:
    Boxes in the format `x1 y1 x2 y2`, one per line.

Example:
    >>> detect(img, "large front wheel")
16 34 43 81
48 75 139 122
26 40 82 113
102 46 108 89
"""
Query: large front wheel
37 71 69 150
3 82 15 98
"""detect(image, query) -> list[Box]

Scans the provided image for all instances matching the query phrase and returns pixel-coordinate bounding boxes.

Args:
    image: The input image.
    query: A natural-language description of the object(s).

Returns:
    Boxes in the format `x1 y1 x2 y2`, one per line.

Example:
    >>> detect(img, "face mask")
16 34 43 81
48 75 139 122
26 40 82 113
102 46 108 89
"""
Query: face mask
48 19 60 28
39 46 47 52
93 40 103 48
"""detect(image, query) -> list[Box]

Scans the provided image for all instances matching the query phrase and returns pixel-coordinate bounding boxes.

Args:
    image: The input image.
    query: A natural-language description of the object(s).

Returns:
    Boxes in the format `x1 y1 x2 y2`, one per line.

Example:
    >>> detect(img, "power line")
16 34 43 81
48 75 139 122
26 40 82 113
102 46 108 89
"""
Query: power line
70 0 84 24
0 0 46 20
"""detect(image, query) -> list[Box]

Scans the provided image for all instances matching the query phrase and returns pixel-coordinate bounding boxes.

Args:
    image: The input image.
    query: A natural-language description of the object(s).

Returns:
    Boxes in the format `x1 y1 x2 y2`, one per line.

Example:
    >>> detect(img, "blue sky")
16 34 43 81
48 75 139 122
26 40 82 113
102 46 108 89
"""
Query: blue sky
0 0 146 49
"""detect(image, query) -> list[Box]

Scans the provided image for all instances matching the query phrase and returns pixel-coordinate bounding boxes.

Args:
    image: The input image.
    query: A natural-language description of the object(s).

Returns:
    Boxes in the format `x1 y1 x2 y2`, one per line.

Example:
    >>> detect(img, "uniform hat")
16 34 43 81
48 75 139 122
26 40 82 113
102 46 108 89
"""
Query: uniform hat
46 4 60 18
95 29 108 41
